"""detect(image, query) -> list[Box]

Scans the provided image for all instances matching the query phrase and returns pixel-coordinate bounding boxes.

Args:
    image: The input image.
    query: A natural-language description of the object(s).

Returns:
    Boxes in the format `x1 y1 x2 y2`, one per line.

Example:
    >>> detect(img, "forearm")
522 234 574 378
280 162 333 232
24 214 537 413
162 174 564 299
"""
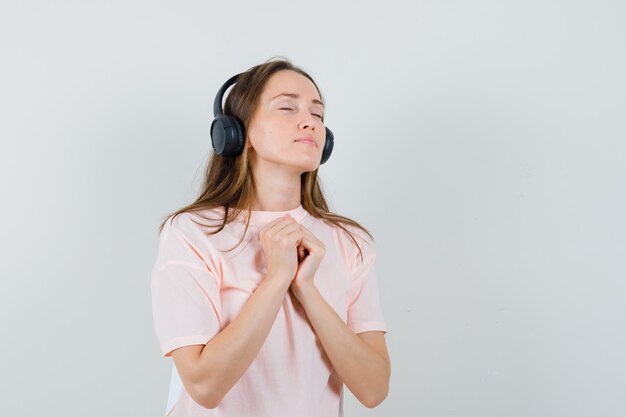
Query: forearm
296 285 390 407
197 276 290 407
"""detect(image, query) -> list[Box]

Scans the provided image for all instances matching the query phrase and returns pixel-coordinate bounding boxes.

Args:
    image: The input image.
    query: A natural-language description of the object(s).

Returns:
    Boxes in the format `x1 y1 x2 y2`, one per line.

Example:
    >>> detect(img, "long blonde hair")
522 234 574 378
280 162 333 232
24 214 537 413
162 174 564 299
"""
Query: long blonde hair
158 57 373 261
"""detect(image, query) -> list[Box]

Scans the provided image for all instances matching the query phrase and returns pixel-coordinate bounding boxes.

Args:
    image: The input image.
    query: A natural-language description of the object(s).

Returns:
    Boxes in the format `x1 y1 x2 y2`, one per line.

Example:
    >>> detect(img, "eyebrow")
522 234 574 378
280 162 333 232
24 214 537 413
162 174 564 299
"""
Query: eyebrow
270 93 325 108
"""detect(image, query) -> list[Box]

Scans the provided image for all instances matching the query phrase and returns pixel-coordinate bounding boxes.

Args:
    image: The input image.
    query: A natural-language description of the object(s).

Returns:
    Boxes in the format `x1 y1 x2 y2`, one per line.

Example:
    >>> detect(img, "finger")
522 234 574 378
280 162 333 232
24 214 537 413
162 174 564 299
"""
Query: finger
275 221 301 238
296 225 322 246
285 227 305 247
297 224 322 247
299 226 316 241
300 233 326 257
297 243 307 260
264 215 296 235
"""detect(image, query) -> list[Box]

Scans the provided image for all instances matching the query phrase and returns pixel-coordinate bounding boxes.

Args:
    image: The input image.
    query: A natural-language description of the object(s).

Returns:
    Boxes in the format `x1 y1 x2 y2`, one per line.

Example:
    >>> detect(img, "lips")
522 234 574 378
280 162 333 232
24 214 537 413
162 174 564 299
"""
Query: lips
295 136 316 146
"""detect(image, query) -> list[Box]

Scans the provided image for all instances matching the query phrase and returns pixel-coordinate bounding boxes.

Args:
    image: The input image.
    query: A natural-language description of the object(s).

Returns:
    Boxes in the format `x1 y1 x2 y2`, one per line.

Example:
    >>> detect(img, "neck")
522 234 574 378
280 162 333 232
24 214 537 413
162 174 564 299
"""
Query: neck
249 158 303 211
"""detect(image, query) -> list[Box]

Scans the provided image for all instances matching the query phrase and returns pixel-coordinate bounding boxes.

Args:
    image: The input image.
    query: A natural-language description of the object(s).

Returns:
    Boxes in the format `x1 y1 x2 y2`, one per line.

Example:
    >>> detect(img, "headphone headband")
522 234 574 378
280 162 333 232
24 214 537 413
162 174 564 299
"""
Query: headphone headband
213 73 241 117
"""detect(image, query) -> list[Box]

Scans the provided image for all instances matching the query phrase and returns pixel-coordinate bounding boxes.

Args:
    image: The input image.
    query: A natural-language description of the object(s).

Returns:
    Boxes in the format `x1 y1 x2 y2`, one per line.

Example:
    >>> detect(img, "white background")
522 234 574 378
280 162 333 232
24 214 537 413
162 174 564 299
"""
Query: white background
1 1 625 416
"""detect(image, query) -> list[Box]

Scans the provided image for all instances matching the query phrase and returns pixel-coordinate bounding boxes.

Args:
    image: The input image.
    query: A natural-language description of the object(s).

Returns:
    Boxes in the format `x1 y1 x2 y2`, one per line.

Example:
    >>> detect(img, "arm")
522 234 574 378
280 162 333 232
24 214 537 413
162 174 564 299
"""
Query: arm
172 276 291 409
294 285 391 408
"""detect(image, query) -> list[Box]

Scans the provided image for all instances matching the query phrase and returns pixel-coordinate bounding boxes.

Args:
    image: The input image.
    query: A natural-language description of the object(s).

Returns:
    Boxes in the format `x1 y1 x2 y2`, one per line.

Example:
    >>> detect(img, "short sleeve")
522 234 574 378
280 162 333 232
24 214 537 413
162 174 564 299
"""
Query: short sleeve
150 214 223 357
346 234 388 334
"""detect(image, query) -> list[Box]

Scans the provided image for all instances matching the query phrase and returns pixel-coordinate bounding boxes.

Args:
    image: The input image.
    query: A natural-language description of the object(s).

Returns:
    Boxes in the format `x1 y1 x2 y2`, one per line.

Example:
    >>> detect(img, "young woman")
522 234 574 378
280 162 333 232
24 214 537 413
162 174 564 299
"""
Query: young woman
151 58 390 417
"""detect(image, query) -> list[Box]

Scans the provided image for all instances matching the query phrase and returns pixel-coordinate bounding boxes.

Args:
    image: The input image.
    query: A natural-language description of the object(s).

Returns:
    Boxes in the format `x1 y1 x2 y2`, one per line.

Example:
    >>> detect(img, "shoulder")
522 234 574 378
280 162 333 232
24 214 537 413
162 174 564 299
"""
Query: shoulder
156 208 226 260
310 215 375 265
342 223 376 269
153 208 232 275
328 219 374 251
161 207 226 240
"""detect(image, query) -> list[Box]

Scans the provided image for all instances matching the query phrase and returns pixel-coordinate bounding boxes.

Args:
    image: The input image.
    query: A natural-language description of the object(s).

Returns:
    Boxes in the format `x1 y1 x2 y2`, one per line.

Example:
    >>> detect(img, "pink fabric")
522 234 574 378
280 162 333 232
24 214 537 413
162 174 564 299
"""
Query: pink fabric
151 204 387 417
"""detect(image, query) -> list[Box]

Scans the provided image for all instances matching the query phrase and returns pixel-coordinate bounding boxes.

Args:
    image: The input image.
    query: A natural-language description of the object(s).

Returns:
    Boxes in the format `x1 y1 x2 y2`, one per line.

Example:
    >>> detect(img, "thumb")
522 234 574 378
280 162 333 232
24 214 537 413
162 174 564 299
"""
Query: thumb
297 242 307 262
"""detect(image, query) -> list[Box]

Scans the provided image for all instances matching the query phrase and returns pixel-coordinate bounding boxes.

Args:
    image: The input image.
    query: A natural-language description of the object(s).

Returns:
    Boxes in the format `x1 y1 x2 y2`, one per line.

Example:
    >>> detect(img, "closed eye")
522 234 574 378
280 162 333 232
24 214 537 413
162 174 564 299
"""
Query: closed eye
280 108 323 120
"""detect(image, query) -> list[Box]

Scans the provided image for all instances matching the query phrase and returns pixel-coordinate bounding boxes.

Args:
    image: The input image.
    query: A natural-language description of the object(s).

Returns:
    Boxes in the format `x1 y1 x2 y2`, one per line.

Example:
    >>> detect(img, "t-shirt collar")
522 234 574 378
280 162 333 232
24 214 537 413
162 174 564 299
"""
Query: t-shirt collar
234 204 309 227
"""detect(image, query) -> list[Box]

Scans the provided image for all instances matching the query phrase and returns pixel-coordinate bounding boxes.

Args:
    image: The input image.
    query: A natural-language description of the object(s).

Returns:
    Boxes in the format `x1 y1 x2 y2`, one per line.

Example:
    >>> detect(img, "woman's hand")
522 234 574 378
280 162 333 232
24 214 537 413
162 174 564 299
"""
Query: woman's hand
258 214 303 287
290 223 326 302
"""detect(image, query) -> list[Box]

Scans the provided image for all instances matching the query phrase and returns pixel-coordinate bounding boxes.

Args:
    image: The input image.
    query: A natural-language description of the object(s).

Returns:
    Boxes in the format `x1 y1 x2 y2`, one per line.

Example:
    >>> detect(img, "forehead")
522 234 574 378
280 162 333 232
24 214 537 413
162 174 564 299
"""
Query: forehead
261 70 321 101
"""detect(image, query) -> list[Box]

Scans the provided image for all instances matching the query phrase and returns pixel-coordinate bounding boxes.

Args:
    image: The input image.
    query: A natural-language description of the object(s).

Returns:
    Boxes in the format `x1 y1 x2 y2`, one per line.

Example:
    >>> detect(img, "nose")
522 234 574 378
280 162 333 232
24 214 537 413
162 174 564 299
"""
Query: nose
298 112 317 131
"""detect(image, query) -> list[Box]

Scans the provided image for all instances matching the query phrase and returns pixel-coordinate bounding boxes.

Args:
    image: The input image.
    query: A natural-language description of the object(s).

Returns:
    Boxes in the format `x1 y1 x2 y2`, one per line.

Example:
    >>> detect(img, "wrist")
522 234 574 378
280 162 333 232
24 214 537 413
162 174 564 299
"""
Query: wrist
263 273 292 293
292 282 319 305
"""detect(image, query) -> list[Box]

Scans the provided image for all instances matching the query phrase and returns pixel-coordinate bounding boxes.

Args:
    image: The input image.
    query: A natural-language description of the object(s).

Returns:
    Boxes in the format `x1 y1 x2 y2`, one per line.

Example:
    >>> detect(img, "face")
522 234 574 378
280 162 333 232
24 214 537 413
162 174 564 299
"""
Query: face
246 70 326 172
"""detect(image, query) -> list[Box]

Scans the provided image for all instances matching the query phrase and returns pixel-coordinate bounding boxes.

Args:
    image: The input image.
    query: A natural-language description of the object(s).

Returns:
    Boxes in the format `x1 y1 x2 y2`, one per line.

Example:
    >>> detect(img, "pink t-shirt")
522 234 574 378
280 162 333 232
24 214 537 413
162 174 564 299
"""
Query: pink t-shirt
151 204 388 417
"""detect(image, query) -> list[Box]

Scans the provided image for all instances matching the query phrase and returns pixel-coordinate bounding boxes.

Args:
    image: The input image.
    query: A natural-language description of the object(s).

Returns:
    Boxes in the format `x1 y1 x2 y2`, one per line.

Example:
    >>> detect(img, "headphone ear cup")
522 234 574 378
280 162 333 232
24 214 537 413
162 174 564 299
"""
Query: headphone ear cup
211 115 246 157
320 127 334 164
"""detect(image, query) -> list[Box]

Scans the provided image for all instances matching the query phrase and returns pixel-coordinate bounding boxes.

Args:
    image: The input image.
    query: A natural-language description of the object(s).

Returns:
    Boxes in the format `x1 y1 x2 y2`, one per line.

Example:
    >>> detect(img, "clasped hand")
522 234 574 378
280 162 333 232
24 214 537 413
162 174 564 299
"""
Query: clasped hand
258 213 326 303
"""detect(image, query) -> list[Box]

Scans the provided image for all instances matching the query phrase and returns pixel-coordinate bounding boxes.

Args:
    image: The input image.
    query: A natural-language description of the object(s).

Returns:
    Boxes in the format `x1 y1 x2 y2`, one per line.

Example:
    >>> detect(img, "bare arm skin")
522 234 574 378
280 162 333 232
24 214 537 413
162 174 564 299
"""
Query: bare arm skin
295 285 391 408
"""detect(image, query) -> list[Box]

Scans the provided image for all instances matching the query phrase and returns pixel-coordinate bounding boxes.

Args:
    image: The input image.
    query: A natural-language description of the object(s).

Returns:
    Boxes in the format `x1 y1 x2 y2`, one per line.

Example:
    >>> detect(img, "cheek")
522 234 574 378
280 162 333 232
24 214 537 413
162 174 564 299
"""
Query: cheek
248 116 295 156
256 120 282 146
248 123 279 154
247 121 264 148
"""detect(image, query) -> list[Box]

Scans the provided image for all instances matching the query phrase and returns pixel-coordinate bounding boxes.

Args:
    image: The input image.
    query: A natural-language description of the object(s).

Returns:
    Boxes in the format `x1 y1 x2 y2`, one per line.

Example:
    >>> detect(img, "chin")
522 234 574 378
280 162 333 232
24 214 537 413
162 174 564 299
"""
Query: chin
279 154 320 172
293 162 319 174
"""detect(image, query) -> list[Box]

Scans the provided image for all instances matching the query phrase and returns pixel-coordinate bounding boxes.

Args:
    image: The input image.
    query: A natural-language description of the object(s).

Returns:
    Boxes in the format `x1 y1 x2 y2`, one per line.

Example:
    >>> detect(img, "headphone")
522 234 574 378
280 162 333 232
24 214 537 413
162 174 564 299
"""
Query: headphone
210 73 334 164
